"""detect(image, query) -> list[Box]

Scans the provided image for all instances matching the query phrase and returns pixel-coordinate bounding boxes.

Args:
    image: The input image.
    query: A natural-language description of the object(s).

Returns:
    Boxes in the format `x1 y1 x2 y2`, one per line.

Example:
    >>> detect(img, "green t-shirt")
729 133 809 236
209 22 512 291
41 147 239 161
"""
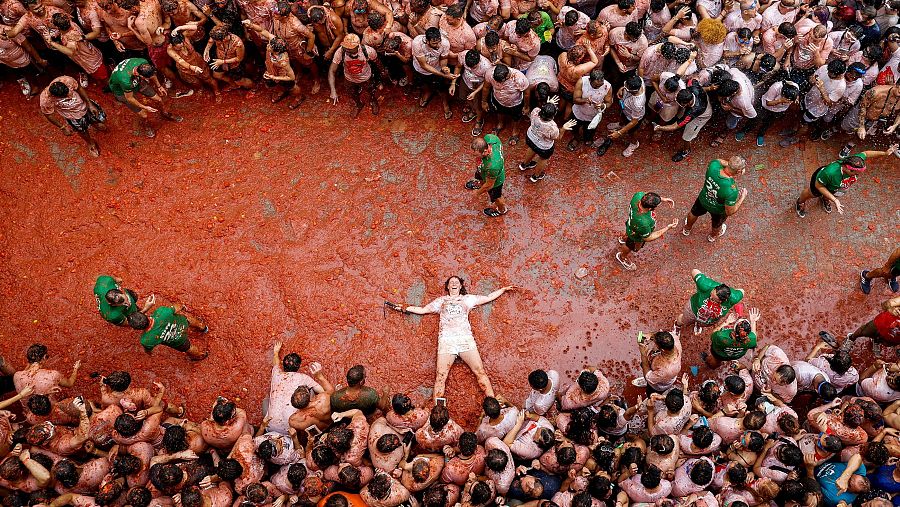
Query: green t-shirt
330 386 380 414
108 58 148 97
140 306 189 351
479 134 505 188
625 191 656 241
94 275 138 325
710 328 757 359
815 153 866 194
689 273 744 325
697 160 739 215
521 11 554 43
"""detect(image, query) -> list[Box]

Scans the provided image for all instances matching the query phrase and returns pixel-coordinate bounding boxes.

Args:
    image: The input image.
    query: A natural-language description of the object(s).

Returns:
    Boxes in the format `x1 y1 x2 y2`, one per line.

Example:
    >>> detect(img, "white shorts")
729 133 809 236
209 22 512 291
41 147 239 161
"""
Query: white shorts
438 334 478 355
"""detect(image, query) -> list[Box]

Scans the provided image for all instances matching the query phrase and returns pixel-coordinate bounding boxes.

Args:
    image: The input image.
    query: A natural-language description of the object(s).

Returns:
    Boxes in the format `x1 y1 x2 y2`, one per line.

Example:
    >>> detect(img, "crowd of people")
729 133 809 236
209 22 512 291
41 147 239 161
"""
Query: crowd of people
1 252 899 507
4 0 899 161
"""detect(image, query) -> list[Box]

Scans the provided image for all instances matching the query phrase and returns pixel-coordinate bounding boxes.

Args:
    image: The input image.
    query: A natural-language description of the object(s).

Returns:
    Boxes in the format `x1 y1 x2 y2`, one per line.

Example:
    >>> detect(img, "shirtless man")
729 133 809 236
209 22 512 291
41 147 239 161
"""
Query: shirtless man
204 25 255 90
368 417 405 471
0 445 52 492
246 2 320 93
385 394 429 432
308 4 345 60
13 344 80 397
121 0 189 95
199 397 252 449
636 331 682 393
160 0 205 41
29 397 92 455
167 26 221 100
845 83 900 141
288 381 334 433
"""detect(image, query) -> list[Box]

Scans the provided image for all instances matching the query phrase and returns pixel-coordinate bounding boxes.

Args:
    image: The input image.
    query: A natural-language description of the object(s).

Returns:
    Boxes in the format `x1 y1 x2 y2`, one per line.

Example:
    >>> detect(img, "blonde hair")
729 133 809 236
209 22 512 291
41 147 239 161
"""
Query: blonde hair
696 18 727 44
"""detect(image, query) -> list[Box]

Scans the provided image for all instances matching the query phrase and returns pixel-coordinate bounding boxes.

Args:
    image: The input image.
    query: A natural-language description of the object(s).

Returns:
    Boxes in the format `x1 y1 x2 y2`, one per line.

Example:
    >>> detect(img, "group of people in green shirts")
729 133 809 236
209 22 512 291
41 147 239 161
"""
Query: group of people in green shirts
93 275 208 360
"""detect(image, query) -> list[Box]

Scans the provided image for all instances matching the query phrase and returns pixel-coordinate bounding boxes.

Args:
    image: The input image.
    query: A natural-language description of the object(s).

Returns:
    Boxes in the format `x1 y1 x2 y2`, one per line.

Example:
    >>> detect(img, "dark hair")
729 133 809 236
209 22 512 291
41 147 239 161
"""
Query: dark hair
777 444 803 467
136 63 156 78
484 30 500 47
744 410 766 430
514 17 530 34
210 25 228 40
827 59 847 76
325 494 350 507
777 413 799 434
577 371 599 393
49 81 70 97
776 22 796 38
27 395 51 416
282 353 302 372
539 102 558 121
368 474 392 500
51 12 71 29
482 397 501 418
245 482 269 504
566 407 594 445
26 344 48 363
588 475 611 499
727 463 747 485
212 400 236 424
311 445 337 468
423 484 448 507
376 433 401 453
596 404 618 429
663 76 681 92
676 88 694 104
713 284 732 302
556 445 576 466
52 459 79 487
287 463 308 488
781 81 799 101
624 21 641 38
528 369 548 390
718 79 740 99
112 453 142 477
0 458 25 481
150 463 184 490
339 465 362 488
865 442 889 465
625 74 643 92
425 26 441 41
843 404 865 428
492 64 510 82
217 458 244 480
96 481 126 506
826 350 852 375
660 41 676 59
471 481 492 505
665 388 684 412
104 371 132 392
346 365 365 386
391 393 413 414
485 449 509 472
429 405 450 430
653 331 675 351
724 374 745 395
821 435 843 454
127 312 150 330
691 426 714 449
689 459 713 485
459 431 478 456
818 382 838 402
778 480 806 503
464 49 481 68
640 192 661 210
745 431 765 452
163 425 188 453
775 364 796 383
589 68 605 83
698 381 720 406
650 435 674 454
257 439 277 461
291 385 311 409
535 428 554 450
328 427 353 452
535 82 550 105
621 446 644 473
115 414 142 437
640 465 661 489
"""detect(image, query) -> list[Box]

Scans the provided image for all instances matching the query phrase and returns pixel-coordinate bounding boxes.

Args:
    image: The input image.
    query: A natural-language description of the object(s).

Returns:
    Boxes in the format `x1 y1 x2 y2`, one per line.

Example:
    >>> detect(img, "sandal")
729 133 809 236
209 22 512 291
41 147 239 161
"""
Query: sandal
471 120 484 136
491 126 502 136
507 135 519 145
461 111 477 123
419 94 433 107
483 207 507 218
710 135 725 148
567 138 579 151
615 251 636 271
444 109 453 120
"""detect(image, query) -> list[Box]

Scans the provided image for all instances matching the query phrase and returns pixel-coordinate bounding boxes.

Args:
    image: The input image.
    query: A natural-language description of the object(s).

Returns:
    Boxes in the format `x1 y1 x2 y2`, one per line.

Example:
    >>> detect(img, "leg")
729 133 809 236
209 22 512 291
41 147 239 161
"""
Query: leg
796 187 816 207
433 353 457 399
76 129 100 157
847 319 879 341
180 309 207 331
865 264 894 282
458 349 494 398
185 342 208 361
493 196 507 214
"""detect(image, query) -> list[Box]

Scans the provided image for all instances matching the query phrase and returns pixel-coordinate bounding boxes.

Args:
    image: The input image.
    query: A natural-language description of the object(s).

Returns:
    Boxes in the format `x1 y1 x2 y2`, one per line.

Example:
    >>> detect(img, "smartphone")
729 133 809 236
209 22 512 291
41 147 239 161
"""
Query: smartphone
435 397 446 407
306 426 322 436
637 331 645 344
402 432 414 445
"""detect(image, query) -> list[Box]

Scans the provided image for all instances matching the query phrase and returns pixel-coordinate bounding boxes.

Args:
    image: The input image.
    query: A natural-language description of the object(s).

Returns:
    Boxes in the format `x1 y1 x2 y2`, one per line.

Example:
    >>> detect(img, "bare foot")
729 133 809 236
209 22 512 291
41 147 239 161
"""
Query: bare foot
214 93 223 104
311 81 321 95
89 145 100 158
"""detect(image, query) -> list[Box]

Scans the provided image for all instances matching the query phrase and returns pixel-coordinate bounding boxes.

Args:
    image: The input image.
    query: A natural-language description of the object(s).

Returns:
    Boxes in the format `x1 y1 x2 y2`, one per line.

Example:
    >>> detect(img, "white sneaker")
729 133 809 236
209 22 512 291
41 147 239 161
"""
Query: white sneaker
17 78 31 96
631 377 648 387
623 141 640 157
164 78 173 89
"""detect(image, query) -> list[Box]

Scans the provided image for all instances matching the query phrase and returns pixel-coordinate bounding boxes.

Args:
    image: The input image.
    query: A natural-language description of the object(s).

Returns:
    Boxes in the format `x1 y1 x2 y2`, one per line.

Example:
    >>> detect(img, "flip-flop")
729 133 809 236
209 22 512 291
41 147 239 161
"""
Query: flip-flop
444 109 453 120
461 111 477 123
710 136 725 147
567 139 579 151
483 207 507 218
472 121 484 136
615 251 636 271
819 331 839 348
419 94 433 107
508 135 519 145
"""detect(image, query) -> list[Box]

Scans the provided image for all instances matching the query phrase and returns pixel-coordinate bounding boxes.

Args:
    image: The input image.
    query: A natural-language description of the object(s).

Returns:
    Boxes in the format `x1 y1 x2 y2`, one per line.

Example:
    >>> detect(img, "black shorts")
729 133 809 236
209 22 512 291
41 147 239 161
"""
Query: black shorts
490 93 523 119
170 338 192 352
488 184 503 202
625 236 645 252
114 82 158 112
891 264 900 278
558 87 574 103
67 101 106 132
525 134 554 159
414 72 445 89
266 78 295 88
809 167 825 197
689 197 727 228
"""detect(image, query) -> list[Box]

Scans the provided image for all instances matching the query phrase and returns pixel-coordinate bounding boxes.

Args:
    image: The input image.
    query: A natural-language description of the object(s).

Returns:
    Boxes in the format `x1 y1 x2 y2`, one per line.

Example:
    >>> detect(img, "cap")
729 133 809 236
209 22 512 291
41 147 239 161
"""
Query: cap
341 33 360 49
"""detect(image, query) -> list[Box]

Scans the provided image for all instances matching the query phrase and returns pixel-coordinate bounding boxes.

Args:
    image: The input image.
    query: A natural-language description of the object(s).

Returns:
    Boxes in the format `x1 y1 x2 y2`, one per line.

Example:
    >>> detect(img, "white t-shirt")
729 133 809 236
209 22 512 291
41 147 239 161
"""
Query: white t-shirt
620 85 646 122
524 369 560 415
554 6 589 50
804 65 846 118
525 54 559 92
761 81 792 113
526 107 560 151
457 51 492 89
572 77 611 121
727 68 757 118
423 295 484 348
789 360 827 391
412 34 450 75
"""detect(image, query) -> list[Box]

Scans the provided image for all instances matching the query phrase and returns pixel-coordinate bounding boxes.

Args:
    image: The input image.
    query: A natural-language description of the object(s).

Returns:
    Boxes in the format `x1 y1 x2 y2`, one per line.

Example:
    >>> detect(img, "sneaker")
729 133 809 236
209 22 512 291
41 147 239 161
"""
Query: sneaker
623 141 640 157
79 72 89 88
821 198 832 213
175 89 195 98
795 199 806 218
757 135 765 147
17 78 31 96
672 149 689 162
820 128 834 140
890 277 899 293
681 217 691 236
528 172 545 183
631 377 648 387
518 161 537 171
707 223 727 242
819 330 839 348
860 270 872 294
596 138 612 156
839 143 855 158
465 179 482 190
735 131 746 141
617 237 626 244
606 122 621 131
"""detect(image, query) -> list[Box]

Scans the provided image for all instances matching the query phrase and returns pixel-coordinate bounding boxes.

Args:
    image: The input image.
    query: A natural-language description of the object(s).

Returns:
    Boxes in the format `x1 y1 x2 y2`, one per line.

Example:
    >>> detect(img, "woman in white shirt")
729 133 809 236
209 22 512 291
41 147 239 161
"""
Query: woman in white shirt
390 277 517 402
519 100 576 183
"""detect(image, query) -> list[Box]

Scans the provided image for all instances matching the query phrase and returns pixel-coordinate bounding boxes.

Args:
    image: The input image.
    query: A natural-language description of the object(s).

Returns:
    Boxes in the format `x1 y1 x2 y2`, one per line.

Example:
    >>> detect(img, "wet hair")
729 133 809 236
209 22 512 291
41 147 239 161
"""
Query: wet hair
339 465 362 488
459 431 478 456
664 388 684 412
287 462 308 488
485 449 509 472
589 69 605 84
162 425 188 453
567 44 587 64
291 385 311 409
308 6 325 22
587 475 611 499
724 375 746 395
390 393 412 414
641 465 662 489
49 81 70 97
52 459 79 487
482 397 501 418
216 458 244 481
26 395 51 416
863 441 889 466
827 350 852 375
776 21 796 39
514 17 529 34
652 331 675 351
281 352 302 372
778 480 806 502
212 400 236 424
562 9 579 26
820 435 843 454
827 59 847 76
535 428 554 450
862 44 881 62
777 413 799 435
775 364 797 384
592 443 616 473
425 26 441 41
136 63 156 78
429 405 450 430
112 453 142 477
410 459 431 483
366 10 385 30
842 404 865 428
464 49 481 69
29 489 55 506
96 481 126 506
818 382 837 402
577 371 599 393
114 414 142 437
528 369 548 390
210 25 229 40
676 88 694 105
245 482 269 504
327 427 353 452
325 494 350 507
446 1 464 17
718 79 740 99
745 431 765 452
780 81 799 101
539 103 558 121
346 365 366 386
257 439 278 461
690 459 713 485
596 404 618 429
698 381 720 406
743 410 766 430
639 192 662 210
691 426 714 449
650 434 675 454
376 433 401 453
535 82 551 105
621 446 644 473
311 445 337 468
777 444 803 467
422 484 448 507
127 312 150 330
0 458 25 481
484 30 500 48
367 474 392 499
470 481 492 505
663 76 681 93
556 445 576 466
150 463 184 490
857 399 884 424
104 371 132 391
51 12 71 30
660 41 676 60
26 344 48 363
624 21 641 38
181 486 204 507
625 75 643 92
727 463 748 485
566 407 594 445
492 64 510 82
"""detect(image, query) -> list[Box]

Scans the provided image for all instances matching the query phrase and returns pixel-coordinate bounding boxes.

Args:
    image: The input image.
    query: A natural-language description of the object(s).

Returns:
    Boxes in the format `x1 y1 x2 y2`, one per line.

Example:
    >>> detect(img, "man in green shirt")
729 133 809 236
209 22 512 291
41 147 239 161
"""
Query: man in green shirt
127 302 208 360
93 275 146 326
466 134 508 217
682 156 748 242
615 191 678 271
675 269 745 335
703 307 760 368
795 145 896 217
108 58 182 138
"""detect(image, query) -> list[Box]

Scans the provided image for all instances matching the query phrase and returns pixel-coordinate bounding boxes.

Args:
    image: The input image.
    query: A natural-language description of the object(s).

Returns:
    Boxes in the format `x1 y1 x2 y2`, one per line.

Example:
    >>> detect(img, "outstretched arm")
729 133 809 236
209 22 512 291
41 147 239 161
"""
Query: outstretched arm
472 286 518 306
